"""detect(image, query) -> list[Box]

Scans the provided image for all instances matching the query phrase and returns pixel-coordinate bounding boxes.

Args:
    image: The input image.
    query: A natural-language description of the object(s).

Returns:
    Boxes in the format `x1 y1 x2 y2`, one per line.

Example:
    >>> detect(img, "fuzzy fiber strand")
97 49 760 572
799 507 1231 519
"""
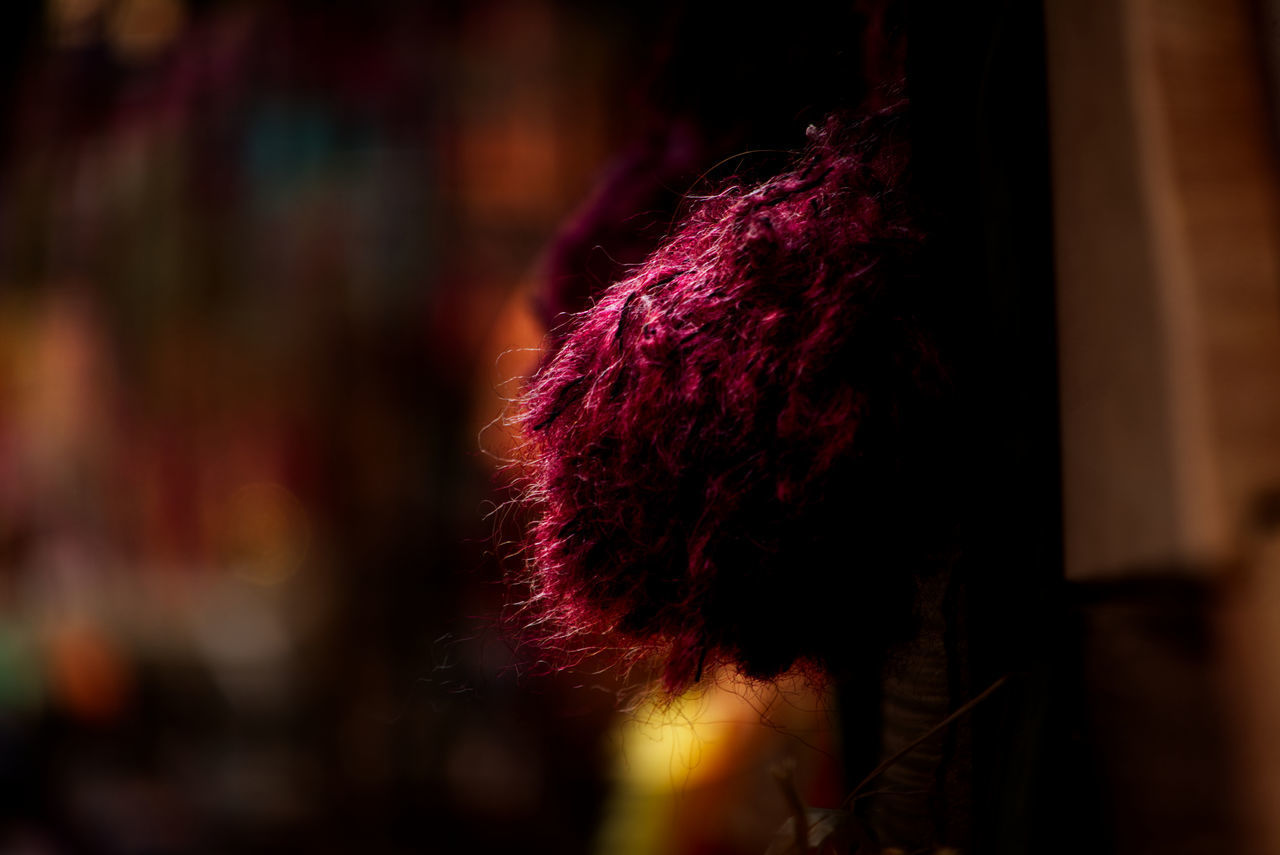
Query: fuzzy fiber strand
512 106 953 693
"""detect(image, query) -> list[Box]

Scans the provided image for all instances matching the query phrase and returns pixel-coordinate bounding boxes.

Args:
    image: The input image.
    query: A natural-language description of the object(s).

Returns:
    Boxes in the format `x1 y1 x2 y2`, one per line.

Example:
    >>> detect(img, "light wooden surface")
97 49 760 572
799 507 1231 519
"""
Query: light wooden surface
1048 0 1280 582
1048 0 1280 850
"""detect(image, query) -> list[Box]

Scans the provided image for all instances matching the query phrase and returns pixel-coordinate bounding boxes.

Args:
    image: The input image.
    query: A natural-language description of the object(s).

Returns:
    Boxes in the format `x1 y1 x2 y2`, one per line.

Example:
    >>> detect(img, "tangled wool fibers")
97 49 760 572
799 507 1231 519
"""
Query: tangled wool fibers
512 107 956 693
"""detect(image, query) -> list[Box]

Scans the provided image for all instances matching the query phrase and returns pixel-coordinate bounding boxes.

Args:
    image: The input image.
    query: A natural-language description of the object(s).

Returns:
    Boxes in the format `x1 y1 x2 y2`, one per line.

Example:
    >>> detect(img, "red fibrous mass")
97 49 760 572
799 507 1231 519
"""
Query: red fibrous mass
513 106 953 693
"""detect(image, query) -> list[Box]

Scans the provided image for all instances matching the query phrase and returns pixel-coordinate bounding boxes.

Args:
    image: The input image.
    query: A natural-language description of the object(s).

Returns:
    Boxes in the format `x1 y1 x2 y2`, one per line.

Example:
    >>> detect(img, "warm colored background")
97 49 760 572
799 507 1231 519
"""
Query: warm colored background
0 2 849 853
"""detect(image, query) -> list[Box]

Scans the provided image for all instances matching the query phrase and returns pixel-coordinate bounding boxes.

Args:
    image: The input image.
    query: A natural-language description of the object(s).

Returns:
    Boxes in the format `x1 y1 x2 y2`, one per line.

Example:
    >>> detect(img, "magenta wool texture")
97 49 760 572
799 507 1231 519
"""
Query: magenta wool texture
513 107 953 692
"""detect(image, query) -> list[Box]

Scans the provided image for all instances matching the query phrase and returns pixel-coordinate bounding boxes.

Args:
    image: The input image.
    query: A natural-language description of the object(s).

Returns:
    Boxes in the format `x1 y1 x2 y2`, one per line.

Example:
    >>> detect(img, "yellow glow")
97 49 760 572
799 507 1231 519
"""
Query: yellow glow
624 680 753 789
594 670 836 855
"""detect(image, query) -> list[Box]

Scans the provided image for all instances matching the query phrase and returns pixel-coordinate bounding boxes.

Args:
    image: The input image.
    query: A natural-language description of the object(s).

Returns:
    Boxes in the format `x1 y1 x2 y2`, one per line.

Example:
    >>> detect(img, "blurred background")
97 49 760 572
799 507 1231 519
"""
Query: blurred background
0 1 854 852
3 0 1280 853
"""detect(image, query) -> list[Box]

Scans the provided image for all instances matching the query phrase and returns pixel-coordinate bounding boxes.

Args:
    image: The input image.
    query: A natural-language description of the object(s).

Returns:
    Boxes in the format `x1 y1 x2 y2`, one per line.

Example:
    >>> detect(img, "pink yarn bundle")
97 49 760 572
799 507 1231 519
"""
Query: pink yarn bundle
513 106 953 692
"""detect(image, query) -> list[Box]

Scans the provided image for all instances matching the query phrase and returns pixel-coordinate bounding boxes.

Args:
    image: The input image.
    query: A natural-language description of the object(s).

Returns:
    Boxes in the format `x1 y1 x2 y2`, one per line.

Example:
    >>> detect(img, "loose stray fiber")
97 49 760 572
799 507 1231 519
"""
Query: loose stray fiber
508 102 958 694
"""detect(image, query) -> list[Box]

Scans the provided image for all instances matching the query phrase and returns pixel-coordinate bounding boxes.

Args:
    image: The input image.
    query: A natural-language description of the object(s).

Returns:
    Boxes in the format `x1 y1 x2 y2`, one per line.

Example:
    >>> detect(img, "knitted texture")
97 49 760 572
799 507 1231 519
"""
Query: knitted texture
512 106 952 693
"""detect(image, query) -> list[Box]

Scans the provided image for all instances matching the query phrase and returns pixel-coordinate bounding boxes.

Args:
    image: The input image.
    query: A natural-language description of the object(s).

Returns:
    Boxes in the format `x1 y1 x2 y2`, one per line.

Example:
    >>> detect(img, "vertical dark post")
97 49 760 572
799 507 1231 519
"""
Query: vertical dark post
845 2 1066 852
